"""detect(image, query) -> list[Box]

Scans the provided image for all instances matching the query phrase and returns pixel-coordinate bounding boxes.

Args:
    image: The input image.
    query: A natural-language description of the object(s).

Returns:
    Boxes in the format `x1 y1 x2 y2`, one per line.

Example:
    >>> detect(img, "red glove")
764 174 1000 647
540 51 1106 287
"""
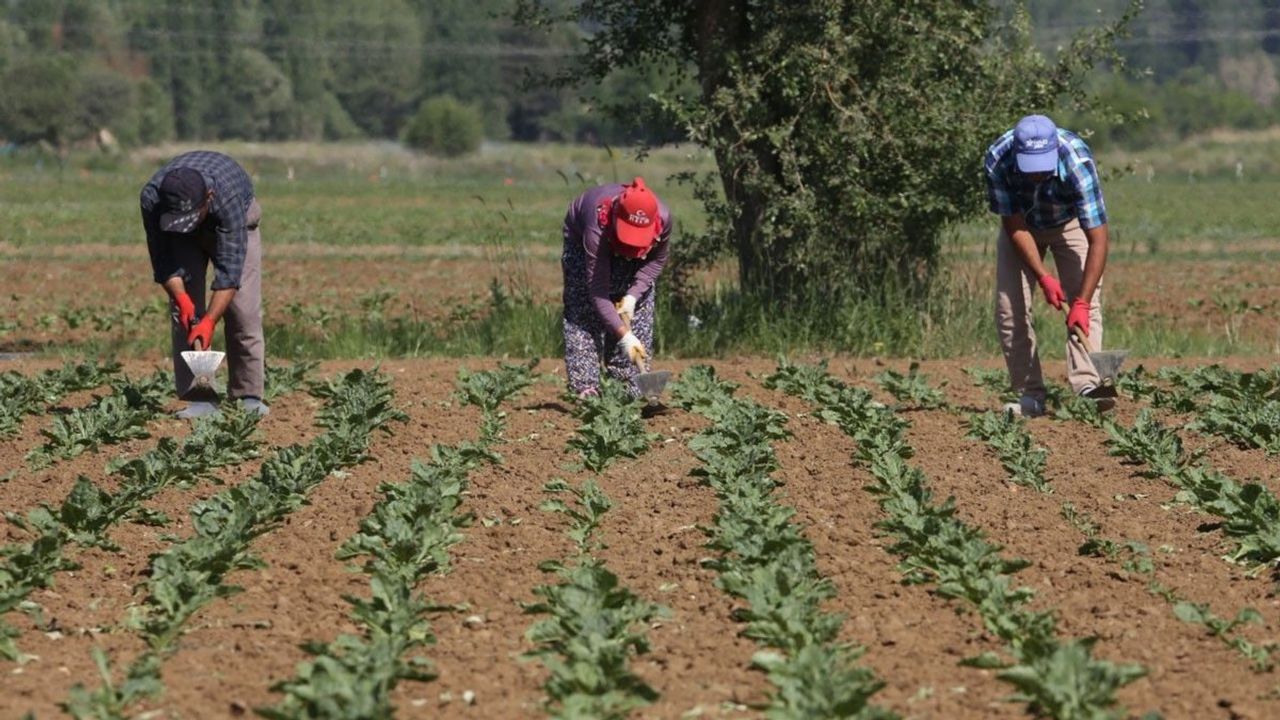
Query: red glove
174 292 197 332
1037 274 1066 310
187 316 215 350
1066 298 1090 336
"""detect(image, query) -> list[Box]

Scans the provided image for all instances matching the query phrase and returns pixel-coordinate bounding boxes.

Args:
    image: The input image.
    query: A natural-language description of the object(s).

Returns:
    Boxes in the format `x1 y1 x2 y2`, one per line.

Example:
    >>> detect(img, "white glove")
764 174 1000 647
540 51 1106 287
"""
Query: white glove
619 332 647 366
615 294 637 328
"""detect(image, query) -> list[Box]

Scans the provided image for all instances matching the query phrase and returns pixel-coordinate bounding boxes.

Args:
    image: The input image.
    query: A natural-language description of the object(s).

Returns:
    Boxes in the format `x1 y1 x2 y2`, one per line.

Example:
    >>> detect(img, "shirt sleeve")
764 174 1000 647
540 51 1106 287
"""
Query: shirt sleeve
626 209 672 299
210 195 248 290
1069 157 1108 229
985 155 1016 217
141 186 181 284
581 220 626 336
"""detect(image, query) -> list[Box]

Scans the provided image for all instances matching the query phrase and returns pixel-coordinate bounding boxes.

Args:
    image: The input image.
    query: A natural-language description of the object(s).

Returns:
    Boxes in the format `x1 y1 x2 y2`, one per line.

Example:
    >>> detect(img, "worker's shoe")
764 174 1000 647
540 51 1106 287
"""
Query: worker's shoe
1002 394 1046 418
239 397 270 416
176 401 219 420
1080 386 1117 413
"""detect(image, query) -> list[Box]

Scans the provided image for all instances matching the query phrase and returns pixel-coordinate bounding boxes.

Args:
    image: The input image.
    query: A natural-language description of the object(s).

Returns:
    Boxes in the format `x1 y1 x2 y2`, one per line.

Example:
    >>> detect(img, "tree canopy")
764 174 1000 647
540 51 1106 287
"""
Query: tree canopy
517 0 1140 306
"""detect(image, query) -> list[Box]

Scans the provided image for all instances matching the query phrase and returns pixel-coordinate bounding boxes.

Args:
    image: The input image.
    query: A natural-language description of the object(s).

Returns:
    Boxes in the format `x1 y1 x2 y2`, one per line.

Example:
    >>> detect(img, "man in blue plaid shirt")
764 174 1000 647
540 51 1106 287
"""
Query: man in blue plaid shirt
984 115 1111 417
141 151 266 419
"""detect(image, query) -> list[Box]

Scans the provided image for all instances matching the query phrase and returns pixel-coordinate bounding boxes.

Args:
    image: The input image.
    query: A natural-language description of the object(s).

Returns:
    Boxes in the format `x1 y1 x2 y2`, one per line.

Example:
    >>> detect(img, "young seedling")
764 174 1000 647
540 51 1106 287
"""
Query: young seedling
775 360 1146 720
874 361 947 410
966 410 1051 493
567 378 657 472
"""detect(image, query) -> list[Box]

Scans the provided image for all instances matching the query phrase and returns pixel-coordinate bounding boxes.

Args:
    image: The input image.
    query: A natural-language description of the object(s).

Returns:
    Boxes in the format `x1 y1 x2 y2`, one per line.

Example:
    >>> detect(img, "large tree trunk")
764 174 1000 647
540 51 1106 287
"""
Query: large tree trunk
693 1 793 300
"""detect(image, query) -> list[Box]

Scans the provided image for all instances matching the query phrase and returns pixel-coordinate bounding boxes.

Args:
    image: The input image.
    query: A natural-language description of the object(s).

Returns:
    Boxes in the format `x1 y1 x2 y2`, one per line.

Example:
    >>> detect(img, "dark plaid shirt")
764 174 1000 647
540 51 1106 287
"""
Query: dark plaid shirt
141 151 255 290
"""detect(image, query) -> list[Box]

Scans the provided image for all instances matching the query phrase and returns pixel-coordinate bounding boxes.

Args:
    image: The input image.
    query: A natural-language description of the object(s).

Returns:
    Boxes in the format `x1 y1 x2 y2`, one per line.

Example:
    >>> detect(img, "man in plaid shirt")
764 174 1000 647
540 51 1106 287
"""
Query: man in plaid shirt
984 115 1111 417
141 151 266 418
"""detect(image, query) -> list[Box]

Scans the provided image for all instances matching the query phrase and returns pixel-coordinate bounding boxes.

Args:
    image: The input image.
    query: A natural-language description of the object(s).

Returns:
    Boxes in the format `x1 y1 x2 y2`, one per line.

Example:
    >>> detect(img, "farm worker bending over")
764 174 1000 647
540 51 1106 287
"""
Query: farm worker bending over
984 114 1112 418
561 177 672 398
141 151 267 419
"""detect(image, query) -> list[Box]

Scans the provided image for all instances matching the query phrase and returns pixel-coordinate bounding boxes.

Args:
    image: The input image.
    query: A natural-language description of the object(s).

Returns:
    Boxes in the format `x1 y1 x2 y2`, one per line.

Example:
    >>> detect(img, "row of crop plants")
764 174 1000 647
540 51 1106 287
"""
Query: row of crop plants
0 361 124 440
765 360 1147 719
962 366 1280 676
670 366 896 718
1 362 316 665
522 378 666 719
262 362 535 718
60 368 405 718
973 363 1280 577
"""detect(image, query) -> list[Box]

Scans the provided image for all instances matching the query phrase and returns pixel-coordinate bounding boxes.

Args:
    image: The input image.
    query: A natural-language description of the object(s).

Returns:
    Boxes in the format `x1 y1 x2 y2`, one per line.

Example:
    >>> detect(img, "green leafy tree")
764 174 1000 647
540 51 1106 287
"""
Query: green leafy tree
222 49 294 140
0 19 28 75
0 54 79 146
74 64 139 145
403 95 484 156
517 1 1141 308
329 0 423 137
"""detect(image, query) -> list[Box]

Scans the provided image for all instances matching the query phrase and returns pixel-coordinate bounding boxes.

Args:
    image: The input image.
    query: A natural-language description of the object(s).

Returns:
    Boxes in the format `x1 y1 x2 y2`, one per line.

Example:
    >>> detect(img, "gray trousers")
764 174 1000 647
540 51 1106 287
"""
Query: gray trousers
169 199 265 400
994 218 1103 400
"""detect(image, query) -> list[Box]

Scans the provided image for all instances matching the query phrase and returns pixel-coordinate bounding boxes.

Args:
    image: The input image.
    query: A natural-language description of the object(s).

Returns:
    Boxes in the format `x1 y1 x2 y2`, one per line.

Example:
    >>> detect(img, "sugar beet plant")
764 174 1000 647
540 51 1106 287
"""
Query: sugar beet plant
567 377 658 472
264 363 533 719
966 411 1051 493
0 360 122 438
525 476 666 720
767 360 1147 720
673 366 895 720
27 372 170 469
1106 410 1280 570
263 360 319 403
455 359 537 445
524 374 664 719
0 407 261 663
1063 505 1278 673
873 362 947 410
62 369 406 719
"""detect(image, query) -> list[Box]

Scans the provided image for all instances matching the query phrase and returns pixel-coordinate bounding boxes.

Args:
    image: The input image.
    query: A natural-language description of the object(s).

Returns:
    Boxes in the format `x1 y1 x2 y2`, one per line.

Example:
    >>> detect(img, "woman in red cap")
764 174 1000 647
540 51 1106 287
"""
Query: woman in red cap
560 177 672 397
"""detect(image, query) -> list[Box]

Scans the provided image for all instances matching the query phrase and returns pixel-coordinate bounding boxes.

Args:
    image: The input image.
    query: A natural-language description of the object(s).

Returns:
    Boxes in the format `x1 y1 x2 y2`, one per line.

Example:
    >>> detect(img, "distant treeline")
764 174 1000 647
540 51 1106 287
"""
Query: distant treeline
4 0 1280 151
0 0 687 150
1031 0 1280 148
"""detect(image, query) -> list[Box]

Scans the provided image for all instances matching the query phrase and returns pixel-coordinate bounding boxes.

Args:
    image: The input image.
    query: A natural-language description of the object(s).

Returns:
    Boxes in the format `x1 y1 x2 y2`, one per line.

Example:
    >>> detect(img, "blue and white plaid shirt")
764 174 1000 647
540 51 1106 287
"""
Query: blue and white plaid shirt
984 128 1107 230
141 151 255 290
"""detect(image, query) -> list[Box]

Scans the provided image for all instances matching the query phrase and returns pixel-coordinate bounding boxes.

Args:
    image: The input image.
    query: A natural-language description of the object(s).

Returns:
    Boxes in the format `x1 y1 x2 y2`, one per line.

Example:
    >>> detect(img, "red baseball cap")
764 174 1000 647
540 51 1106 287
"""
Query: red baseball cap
612 177 661 258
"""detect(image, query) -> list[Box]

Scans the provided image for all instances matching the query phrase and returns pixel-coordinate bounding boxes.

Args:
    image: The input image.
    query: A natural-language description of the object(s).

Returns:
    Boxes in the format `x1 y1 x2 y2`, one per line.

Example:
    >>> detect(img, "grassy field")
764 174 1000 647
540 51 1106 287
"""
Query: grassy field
2 136 1279 360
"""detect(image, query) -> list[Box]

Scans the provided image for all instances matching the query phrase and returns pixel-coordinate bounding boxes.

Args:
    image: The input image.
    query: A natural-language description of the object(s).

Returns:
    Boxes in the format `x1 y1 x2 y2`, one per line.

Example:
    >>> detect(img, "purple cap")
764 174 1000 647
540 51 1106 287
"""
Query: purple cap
1013 114 1059 174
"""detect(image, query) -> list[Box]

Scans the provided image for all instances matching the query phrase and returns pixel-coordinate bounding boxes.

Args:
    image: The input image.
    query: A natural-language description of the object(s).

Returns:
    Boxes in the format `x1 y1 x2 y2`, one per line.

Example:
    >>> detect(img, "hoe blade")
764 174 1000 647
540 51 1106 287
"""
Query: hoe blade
1090 350 1128 383
635 370 672 403
180 350 225 401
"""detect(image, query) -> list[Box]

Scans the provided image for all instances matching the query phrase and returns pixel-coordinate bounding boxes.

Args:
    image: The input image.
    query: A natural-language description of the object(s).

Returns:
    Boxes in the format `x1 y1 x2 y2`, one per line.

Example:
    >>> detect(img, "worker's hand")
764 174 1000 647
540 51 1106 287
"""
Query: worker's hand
619 332 647 366
615 295 637 328
1037 274 1066 310
174 292 197 332
188 315 216 350
1066 298 1091 336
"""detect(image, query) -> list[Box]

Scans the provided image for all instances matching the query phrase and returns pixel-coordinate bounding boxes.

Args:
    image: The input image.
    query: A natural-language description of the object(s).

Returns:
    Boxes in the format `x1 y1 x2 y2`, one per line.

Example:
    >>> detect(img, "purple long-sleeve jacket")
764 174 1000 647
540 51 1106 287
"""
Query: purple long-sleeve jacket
562 184 673 336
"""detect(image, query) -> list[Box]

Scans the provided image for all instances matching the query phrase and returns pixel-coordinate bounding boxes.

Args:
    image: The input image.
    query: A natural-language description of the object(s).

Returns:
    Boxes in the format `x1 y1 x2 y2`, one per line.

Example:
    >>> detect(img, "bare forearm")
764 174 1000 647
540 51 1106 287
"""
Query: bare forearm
162 276 187 299
205 289 236 324
1078 223 1109 302
1001 215 1047 278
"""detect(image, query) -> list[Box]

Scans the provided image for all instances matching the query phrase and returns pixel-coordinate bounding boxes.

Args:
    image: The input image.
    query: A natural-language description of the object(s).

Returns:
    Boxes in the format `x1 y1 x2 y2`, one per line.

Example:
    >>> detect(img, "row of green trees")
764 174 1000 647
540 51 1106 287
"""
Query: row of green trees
4 1 1280 154
0 0 682 151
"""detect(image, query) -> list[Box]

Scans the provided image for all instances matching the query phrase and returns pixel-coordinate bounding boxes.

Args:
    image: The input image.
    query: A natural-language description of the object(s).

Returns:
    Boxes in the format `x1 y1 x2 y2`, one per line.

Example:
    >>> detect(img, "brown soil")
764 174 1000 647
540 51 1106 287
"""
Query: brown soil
3 357 1280 719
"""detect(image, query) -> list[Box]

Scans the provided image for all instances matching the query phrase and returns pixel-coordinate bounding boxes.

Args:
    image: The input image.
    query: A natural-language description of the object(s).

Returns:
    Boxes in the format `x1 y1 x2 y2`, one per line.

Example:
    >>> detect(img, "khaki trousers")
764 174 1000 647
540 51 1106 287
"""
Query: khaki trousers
169 199 265 400
994 218 1102 401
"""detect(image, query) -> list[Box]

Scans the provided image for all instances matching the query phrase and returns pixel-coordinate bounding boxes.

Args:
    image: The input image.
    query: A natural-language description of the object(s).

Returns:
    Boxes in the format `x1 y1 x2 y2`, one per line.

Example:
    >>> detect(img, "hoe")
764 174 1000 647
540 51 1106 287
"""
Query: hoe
180 325 224 402
1068 320 1126 398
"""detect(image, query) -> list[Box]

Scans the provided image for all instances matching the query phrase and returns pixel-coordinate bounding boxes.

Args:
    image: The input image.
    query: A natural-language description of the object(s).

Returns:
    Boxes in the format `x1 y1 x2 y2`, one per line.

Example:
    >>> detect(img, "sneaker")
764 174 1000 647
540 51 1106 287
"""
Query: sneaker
176 402 219 420
1080 386 1117 413
239 397 270 416
577 387 599 399
1002 395 1045 418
